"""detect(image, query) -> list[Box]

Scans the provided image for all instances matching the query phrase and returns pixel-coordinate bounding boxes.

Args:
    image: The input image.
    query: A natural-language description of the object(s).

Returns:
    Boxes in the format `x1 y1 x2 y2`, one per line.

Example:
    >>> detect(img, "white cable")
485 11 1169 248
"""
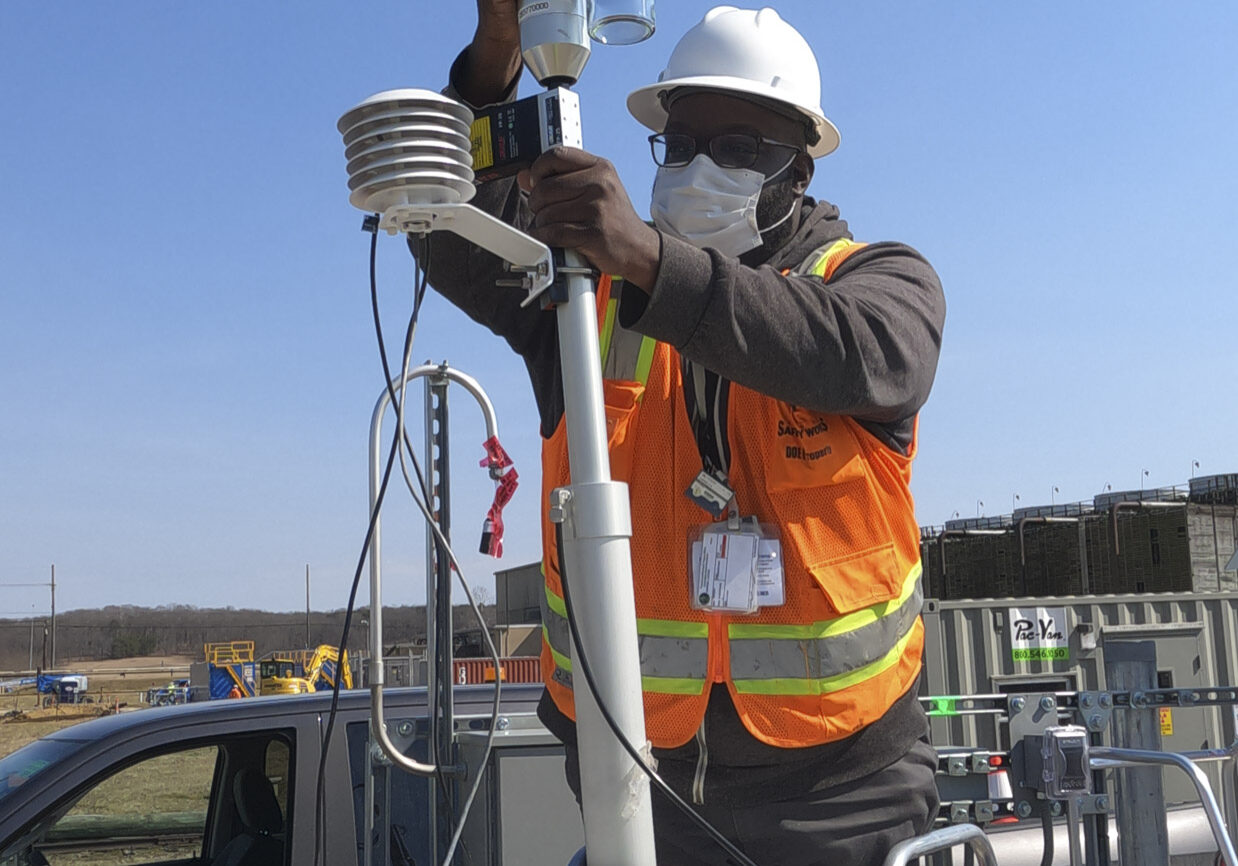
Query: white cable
438 575 501 865
393 424 502 866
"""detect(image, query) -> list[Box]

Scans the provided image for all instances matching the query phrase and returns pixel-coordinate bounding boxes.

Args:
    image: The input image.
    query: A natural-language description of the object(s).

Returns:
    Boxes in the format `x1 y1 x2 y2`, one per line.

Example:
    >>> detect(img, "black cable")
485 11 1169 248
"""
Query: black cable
313 413 399 859
554 524 760 866
1039 807 1055 866
329 228 486 866
313 223 430 866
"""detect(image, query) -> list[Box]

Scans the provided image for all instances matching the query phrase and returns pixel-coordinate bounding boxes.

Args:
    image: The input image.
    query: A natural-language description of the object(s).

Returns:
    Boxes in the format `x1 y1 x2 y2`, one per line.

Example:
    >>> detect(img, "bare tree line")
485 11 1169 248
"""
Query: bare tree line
0 603 495 672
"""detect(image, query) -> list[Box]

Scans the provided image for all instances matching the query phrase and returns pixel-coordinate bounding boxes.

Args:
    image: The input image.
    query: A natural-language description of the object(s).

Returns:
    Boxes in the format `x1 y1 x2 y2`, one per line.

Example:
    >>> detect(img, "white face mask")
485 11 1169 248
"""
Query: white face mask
650 154 796 258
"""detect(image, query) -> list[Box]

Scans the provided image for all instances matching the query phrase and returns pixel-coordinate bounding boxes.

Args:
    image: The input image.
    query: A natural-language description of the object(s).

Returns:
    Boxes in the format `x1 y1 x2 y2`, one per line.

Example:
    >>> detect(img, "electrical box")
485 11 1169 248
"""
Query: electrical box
1026 725 1092 799
469 88 583 183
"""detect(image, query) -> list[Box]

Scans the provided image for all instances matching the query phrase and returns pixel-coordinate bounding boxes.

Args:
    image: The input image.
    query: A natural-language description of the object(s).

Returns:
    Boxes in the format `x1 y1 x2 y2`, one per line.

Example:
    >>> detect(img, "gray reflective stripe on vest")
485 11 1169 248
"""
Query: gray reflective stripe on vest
639 634 708 680
728 580 924 682
603 315 648 381
542 587 708 686
541 586 573 661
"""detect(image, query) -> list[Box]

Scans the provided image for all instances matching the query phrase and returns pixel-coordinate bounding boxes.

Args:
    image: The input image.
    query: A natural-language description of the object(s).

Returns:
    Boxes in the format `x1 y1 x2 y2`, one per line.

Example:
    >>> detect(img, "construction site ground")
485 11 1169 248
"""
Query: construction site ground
0 656 196 759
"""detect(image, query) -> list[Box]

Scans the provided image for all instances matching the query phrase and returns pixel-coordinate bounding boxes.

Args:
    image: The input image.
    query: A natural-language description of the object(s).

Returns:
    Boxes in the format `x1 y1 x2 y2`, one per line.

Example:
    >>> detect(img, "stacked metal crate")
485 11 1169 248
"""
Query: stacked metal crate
919 474 1238 600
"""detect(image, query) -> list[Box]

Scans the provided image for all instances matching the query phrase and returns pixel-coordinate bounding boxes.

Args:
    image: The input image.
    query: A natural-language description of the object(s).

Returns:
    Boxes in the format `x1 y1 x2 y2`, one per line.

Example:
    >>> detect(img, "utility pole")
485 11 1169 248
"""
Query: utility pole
28 617 35 671
50 564 56 670
305 564 311 649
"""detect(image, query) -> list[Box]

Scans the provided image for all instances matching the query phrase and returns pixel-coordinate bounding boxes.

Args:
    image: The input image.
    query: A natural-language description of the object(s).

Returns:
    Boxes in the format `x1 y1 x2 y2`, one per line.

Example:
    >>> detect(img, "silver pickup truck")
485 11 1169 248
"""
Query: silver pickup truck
2 685 1228 865
0 684 585 866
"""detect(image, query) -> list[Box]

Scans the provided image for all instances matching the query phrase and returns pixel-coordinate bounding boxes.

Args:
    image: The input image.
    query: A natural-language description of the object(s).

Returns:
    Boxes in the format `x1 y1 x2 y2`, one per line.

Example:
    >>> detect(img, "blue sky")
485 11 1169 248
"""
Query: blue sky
2 3 1236 616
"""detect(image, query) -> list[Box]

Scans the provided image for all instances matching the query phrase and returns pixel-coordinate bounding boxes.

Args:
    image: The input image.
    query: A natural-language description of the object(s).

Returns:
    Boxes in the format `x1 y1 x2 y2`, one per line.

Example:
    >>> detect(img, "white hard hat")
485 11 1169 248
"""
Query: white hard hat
627 6 839 158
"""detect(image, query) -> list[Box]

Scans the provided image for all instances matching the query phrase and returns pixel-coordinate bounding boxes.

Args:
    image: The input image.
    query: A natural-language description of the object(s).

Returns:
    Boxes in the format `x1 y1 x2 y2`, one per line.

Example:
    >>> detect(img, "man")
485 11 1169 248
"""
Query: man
421 4 945 864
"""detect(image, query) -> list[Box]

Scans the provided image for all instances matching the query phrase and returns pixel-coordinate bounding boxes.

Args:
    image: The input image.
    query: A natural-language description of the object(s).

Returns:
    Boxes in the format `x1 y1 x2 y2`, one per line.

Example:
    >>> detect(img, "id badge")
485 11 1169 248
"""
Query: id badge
689 523 760 613
688 520 785 613
755 537 785 607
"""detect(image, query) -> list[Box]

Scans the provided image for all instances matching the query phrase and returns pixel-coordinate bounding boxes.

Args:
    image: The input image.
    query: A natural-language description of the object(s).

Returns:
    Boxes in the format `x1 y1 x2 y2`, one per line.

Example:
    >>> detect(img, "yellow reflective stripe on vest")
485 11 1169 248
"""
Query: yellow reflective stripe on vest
801 237 865 280
729 562 922 641
641 676 707 695
633 336 656 390
637 617 708 639
728 563 923 693
543 626 573 672
541 584 576 688
732 625 919 696
541 583 708 694
599 297 620 365
541 583 572 659
598 278 657 389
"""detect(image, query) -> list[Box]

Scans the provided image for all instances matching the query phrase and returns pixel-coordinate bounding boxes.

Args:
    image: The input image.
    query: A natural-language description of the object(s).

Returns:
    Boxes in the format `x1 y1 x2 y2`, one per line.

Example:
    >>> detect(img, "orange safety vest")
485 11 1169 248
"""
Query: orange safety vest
539 239 925 749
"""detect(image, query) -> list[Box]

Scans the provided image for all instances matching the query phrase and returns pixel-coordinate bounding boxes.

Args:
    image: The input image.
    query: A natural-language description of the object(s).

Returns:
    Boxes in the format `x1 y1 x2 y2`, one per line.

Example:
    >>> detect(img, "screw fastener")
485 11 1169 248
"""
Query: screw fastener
1010 696 1027 713
1040 695 1056 712
1017 801 1033 818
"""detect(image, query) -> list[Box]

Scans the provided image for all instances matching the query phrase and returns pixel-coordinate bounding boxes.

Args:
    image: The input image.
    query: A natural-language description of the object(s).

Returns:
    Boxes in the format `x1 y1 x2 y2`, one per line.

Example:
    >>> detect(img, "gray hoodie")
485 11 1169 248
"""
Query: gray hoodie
413 60 946 805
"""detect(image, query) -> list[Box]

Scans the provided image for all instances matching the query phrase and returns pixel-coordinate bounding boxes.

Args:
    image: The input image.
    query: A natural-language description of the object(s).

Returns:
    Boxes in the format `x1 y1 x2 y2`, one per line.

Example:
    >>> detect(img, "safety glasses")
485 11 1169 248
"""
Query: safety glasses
648 132 800 169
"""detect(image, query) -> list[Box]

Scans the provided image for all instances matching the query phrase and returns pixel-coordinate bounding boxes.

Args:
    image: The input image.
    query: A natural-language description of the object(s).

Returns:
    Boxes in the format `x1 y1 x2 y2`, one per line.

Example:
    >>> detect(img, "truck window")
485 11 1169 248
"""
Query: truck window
16 733 294 866
38 745 219 864
265 738 291 815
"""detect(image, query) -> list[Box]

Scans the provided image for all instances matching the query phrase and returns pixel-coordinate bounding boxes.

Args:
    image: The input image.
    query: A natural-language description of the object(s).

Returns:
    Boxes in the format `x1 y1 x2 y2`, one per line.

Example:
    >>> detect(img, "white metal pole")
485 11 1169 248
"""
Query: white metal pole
553 250 656 865
305 564 311 649
50 564 55 670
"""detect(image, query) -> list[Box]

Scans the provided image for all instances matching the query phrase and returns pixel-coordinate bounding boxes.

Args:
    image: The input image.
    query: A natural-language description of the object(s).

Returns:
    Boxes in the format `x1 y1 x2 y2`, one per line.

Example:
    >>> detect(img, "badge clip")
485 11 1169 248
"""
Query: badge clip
685 469 734 518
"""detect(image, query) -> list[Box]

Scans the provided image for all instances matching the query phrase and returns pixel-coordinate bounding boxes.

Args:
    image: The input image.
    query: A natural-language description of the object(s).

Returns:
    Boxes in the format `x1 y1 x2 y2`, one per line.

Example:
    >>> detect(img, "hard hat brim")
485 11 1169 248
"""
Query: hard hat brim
627 75 840 159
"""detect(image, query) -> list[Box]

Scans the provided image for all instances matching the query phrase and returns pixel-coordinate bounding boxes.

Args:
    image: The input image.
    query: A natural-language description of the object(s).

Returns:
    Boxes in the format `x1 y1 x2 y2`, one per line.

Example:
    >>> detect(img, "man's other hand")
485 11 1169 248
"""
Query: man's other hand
476 0 519 42
521 147 661 291
460 0 522 107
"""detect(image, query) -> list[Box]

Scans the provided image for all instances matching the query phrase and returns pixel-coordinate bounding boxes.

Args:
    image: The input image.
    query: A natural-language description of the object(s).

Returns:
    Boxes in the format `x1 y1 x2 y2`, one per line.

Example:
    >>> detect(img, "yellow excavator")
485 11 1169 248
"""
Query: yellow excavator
258 644 352 695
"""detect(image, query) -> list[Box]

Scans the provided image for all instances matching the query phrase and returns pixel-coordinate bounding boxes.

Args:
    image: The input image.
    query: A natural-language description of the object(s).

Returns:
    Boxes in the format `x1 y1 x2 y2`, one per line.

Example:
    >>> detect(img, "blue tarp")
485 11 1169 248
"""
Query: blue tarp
314 659 339 691
209 667 233 700
208 663 256 699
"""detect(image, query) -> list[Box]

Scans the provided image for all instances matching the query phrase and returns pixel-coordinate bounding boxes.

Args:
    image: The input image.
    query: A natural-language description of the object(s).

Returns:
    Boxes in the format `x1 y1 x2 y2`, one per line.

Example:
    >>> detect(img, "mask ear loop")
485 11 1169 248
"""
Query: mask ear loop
763 152 798 184
756 152 801 236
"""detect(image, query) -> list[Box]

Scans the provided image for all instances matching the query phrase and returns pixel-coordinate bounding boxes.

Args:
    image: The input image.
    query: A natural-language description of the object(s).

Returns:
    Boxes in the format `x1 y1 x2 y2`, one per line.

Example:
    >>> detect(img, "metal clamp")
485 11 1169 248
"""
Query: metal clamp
498 260 553 295
1077 690 1112 731
939 800 999 825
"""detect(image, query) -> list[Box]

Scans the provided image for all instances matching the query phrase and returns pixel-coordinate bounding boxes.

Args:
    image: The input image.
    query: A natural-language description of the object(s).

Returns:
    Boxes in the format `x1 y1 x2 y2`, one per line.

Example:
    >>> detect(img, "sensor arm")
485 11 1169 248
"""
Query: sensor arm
382 203 555 304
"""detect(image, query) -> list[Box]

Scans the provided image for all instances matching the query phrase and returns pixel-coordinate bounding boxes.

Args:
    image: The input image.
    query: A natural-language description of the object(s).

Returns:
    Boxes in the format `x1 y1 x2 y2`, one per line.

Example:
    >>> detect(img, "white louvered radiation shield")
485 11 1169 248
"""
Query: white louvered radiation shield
337 89 476 217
